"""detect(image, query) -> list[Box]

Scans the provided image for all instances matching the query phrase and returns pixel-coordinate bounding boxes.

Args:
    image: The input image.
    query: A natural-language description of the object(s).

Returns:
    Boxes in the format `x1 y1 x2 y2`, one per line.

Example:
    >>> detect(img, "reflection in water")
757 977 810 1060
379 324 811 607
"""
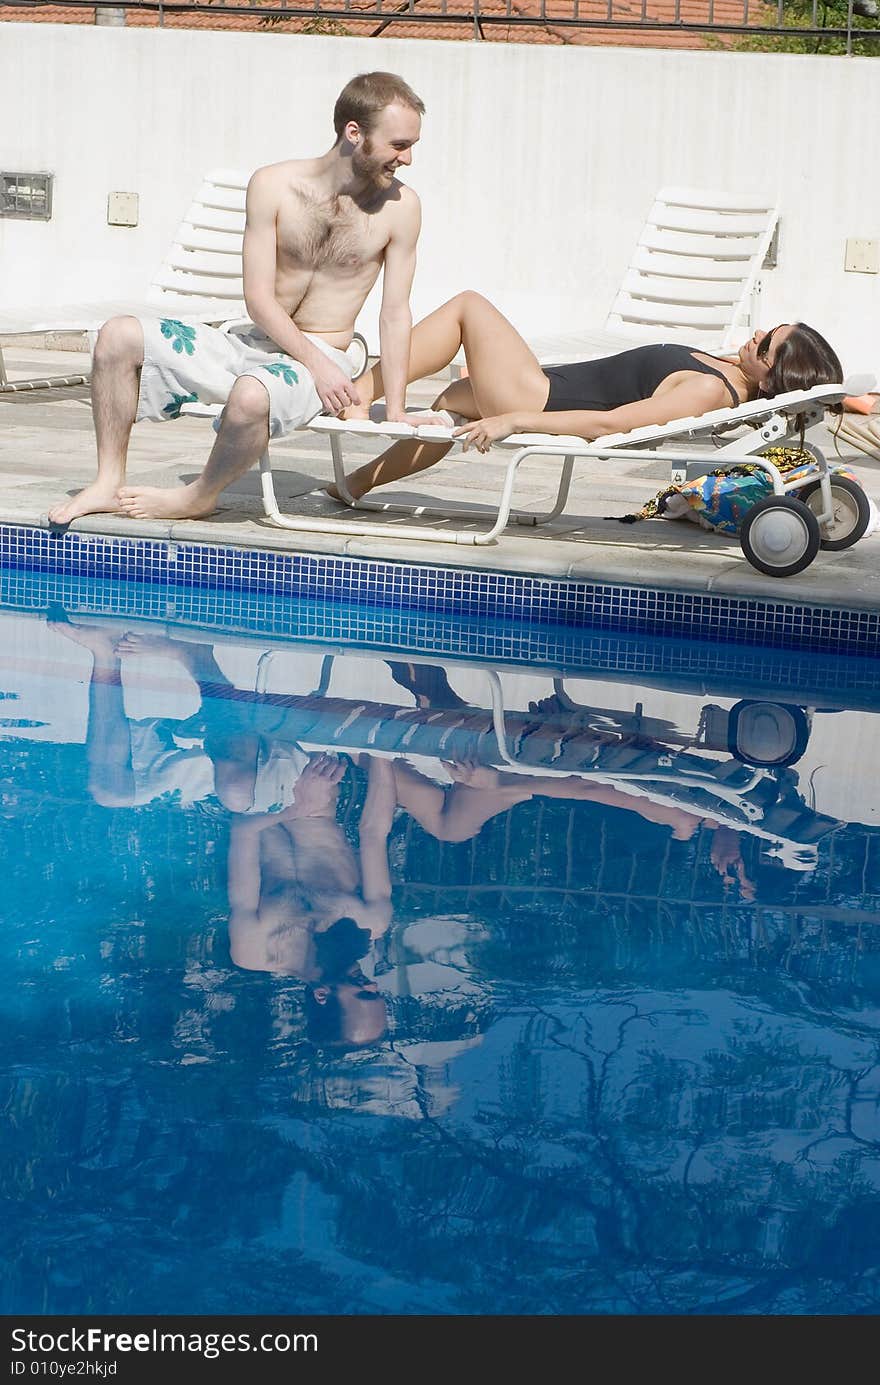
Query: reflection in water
1 604 879 1314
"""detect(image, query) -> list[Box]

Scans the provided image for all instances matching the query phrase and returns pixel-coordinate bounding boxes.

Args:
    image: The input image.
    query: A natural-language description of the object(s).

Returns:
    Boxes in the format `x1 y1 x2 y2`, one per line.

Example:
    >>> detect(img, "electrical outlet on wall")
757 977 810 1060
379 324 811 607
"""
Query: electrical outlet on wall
844 238 879 274
107 192 139 227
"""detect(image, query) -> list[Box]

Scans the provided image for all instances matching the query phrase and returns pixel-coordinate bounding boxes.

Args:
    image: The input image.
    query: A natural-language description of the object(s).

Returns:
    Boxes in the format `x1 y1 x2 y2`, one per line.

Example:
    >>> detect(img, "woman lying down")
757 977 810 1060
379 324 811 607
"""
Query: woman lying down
329 290 843 502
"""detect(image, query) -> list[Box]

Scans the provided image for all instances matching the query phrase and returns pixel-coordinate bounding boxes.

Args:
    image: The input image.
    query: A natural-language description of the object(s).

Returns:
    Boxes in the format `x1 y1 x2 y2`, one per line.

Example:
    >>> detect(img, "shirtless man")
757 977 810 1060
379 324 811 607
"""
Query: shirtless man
227 751 394 1047
48 71 424 526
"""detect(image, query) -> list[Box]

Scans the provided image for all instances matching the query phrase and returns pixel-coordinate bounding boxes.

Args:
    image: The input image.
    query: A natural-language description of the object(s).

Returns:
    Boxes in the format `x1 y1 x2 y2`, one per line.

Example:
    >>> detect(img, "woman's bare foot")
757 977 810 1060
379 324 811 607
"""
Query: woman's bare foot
117 483 217 521
340 403 372 422
48 482 124 526
442 760 505 790
325 479 368 504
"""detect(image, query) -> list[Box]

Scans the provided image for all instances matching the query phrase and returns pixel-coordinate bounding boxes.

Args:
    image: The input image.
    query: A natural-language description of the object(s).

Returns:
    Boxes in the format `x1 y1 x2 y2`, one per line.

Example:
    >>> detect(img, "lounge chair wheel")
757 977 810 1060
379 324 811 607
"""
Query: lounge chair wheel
350 332 370 381
727 699 810 767
740 496 821 577
799 475 871 550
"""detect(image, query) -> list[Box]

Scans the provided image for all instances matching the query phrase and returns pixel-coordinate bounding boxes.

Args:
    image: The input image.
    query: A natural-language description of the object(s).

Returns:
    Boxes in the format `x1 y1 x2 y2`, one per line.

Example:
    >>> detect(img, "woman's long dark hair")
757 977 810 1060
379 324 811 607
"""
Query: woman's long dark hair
762 323 843 407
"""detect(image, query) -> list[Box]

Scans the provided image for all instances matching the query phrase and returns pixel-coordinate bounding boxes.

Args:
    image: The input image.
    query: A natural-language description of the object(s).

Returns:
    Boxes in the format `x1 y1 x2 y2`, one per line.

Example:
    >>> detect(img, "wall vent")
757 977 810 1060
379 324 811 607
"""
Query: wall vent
0 172 53 221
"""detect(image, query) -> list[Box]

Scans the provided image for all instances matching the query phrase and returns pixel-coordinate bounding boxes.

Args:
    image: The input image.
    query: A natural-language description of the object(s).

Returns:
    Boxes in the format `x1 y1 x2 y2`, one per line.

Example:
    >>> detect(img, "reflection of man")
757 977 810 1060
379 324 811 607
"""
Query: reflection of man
304 921 389 1050
47 617 216 809
49 70 425 526
48 617 308 816
227 754 395 1049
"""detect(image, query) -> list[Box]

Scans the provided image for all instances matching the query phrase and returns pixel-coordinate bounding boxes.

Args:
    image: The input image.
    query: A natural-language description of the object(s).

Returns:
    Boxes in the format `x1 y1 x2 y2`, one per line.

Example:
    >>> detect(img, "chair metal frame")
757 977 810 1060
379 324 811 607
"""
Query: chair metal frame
254 386 845 551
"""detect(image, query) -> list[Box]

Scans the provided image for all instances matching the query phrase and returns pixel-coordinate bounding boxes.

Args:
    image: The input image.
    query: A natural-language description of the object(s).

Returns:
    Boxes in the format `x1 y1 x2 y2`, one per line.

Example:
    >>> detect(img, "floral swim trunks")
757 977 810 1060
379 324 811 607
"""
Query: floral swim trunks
134 316 361 439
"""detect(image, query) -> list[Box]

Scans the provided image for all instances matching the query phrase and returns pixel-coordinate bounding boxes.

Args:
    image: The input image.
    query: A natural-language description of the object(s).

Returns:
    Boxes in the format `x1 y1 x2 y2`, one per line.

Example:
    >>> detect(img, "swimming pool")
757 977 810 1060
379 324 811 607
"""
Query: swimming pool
3 547 880 1317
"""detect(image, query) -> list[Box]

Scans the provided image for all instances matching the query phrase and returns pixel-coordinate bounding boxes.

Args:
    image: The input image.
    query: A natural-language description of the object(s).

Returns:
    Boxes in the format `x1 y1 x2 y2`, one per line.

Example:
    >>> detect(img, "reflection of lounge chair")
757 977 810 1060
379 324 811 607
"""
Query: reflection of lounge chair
0 169 250 393
266 385 851 579
196 681 842 869
526 185 780 365
537 678 813 769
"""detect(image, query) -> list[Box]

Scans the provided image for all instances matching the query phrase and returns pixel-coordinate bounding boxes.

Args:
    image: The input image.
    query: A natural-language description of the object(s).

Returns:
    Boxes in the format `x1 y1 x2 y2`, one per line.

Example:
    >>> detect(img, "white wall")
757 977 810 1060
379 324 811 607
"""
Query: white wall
0 24 878 372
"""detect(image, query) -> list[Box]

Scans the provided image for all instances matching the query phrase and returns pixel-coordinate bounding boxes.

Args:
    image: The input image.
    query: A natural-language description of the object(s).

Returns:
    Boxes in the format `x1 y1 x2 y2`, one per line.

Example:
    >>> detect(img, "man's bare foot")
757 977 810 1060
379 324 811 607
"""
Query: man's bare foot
117 484 217 521
47 618 120 662
48 483 124 526
113 631 184 661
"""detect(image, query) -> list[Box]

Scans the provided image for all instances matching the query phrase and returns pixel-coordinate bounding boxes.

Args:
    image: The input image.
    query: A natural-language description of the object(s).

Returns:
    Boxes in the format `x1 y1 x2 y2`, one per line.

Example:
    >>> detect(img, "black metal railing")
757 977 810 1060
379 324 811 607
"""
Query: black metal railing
6 0 880 49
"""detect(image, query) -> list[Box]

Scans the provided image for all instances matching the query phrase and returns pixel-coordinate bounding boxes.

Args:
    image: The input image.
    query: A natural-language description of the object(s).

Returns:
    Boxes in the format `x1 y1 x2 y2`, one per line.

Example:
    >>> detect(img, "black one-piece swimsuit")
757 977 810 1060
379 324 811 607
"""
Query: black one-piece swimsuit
542 343 739 412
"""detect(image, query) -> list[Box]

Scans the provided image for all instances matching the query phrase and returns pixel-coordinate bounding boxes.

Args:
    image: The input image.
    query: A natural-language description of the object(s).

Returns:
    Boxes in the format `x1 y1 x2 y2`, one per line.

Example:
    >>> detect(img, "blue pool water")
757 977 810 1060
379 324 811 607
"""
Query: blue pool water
3 572 880 1316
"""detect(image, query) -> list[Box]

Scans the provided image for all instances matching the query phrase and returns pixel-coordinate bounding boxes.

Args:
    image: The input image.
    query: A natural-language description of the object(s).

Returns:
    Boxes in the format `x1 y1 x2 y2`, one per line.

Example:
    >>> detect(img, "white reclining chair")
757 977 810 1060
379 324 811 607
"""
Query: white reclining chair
0 168 251 393
526 185 780 365
837 410 880 464
255 383 860 578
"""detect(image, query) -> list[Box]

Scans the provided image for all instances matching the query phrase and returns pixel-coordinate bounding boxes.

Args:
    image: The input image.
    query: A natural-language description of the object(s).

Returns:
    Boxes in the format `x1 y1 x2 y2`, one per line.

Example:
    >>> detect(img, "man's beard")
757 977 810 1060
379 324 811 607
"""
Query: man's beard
352 140 394 189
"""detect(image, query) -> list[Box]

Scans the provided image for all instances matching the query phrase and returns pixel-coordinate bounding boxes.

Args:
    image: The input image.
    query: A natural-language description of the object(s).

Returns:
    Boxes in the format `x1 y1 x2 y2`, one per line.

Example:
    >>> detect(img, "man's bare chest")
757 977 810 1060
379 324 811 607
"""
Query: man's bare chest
277 193 386 274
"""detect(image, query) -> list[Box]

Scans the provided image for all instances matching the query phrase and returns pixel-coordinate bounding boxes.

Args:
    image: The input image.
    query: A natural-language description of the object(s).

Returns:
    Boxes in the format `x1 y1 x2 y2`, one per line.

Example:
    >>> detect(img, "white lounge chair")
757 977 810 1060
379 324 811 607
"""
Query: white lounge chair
837 411 880 463
251 383 862 578
523 186 780 365
0 168 251 393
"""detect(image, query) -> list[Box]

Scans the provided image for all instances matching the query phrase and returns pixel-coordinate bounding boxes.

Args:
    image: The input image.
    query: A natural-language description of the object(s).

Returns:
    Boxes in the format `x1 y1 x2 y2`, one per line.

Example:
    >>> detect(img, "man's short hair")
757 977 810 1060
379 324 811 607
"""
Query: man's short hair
333 71 425 140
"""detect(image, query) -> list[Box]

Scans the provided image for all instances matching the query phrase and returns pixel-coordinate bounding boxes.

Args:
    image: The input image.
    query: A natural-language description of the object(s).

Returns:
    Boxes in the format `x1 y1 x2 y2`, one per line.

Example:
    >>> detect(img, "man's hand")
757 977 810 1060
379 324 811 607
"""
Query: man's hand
453 414 518 452
312 358 362 416
286 753 347 818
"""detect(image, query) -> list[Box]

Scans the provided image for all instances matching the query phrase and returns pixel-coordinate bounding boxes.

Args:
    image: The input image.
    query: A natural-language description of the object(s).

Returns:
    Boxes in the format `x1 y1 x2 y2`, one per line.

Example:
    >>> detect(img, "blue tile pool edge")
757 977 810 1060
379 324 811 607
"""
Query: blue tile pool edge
2 522 879 658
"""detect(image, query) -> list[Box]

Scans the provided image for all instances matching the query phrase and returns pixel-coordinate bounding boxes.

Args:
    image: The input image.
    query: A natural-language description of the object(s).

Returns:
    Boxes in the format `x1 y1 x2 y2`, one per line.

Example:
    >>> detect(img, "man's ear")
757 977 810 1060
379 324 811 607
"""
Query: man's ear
344 120 362 146
311 985 331 1006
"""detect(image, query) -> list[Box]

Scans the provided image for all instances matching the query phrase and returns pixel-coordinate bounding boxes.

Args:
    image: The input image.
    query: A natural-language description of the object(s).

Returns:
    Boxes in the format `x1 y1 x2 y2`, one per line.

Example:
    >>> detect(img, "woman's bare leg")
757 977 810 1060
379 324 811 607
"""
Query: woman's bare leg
355 290 549 416
333 292 550 500
391 759 534 843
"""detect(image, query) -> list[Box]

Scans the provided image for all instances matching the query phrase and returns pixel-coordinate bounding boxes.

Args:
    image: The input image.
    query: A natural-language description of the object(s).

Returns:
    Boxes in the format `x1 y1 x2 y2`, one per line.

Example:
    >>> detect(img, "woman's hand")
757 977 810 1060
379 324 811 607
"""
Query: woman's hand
453 414 518 453
441 758 503 790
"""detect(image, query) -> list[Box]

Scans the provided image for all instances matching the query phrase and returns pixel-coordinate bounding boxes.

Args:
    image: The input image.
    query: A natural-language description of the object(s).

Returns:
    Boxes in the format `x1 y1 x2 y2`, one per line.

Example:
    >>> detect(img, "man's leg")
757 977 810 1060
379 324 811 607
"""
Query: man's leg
118 375 271 521
48 316 144 525
47 616 140 806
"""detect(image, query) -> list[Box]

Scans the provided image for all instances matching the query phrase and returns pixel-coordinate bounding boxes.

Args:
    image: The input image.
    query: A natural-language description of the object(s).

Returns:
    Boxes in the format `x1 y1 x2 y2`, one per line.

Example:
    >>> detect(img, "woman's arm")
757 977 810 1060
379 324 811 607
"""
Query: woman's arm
454 373 730 447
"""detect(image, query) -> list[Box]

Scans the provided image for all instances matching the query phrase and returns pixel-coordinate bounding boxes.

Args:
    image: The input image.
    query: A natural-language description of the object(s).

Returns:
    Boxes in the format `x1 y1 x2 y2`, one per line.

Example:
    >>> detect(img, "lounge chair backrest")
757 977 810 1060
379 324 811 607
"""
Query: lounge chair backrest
603 186 779 351
147 168 250 322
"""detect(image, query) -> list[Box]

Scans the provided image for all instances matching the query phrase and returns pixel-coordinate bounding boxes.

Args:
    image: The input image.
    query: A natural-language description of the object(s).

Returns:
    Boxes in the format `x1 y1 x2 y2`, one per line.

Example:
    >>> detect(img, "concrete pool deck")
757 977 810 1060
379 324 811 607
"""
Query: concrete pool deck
2 337 879 610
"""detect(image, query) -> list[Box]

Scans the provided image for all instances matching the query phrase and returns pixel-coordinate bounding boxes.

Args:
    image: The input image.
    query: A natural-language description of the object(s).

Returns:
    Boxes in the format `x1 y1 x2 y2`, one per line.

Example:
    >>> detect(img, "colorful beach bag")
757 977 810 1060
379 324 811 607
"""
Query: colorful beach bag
617 447 857 535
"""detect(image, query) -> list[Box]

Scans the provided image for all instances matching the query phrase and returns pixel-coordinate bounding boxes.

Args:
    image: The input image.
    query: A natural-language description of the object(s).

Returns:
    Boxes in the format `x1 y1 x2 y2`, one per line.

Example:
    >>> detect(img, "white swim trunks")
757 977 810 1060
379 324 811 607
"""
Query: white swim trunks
128 721 215 807
247 739 310 814
134 316 360 439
